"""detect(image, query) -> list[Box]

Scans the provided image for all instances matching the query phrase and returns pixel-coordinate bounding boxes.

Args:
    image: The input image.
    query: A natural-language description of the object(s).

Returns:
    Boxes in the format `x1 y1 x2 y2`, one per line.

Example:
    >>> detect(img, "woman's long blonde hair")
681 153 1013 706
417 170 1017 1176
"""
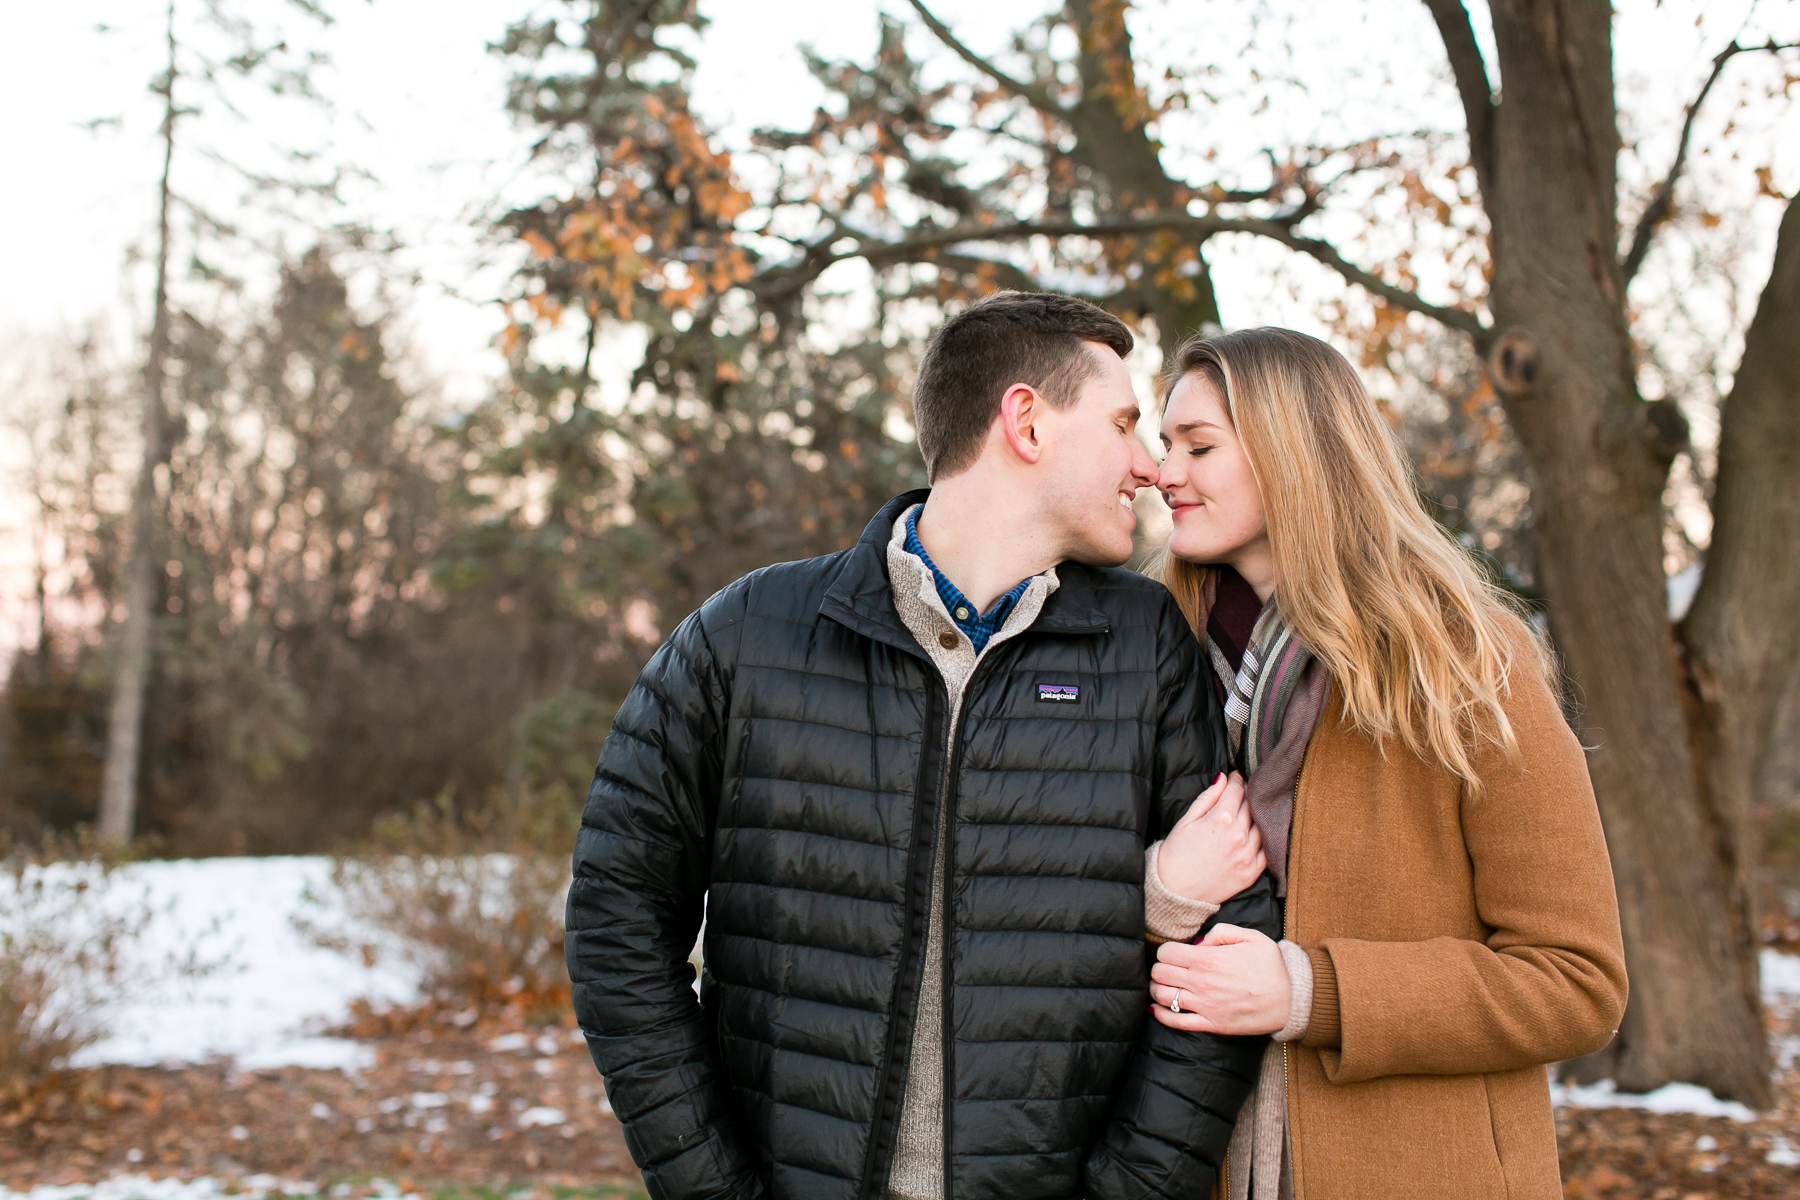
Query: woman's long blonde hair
1151 327 1554 793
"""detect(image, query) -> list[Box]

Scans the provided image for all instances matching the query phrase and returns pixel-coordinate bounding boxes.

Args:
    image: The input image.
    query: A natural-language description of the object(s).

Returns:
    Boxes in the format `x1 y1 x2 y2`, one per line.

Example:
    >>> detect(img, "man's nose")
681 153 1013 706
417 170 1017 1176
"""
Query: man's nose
1154 450 1181 492
1130 438 1159 487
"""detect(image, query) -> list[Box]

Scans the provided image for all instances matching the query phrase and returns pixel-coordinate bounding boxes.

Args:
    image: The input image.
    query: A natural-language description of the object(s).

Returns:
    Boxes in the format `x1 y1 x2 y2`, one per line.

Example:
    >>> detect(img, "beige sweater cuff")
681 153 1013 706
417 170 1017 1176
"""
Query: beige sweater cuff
1143 841 1220 943
1274 939 1313 1042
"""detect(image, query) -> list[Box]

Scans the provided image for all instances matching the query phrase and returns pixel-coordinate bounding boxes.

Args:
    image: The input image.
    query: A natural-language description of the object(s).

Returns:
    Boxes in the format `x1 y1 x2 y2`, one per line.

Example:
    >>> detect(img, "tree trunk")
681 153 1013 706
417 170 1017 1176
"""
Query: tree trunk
1765 659 1800 815
99 0 177 848
1061 0 1222 343
1480 0 1771 1103
1678 192 1800 1054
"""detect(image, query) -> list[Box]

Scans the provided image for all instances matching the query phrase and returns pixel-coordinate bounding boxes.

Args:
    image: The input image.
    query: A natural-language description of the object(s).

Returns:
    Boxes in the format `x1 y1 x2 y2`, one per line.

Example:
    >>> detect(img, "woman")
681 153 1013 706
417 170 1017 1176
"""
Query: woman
1140 328 1627 1200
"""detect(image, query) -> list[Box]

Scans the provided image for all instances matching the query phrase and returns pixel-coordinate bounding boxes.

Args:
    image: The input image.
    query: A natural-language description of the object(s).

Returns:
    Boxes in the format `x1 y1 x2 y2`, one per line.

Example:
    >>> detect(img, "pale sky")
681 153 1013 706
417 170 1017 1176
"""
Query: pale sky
0 0 1792 657
2 0 1788 385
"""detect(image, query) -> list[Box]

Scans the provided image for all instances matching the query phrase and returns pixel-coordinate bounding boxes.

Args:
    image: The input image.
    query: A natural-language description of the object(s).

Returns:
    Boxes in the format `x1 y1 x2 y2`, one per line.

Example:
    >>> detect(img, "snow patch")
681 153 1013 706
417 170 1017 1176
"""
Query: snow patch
517 1106 567 1128
1774 1034 1800 1074
1552 1078 1757 1122
234 1038 375 1073
22 857 422 1069
1761 949 1800 1002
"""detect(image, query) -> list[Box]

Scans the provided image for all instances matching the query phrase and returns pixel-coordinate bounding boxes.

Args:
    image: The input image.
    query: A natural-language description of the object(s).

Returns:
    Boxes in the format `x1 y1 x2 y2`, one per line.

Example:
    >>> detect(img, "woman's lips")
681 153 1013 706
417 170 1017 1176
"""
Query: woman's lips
1168 502 1201 518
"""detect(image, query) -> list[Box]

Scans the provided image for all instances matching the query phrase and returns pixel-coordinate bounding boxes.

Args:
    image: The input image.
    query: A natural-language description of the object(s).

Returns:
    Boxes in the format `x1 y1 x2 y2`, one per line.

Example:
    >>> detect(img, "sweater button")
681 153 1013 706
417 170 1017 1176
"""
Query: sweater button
939 632 958 649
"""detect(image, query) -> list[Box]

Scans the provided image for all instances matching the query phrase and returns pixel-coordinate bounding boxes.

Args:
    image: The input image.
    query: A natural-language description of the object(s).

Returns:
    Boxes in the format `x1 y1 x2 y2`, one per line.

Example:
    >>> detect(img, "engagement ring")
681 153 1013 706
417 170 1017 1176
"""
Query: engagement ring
1169 989 1182 1014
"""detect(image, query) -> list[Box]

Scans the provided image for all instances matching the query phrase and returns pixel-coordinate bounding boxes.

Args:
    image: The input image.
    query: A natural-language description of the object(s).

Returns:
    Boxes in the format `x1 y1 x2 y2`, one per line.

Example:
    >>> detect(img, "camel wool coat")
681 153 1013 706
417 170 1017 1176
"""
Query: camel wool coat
1234 629 1628 1199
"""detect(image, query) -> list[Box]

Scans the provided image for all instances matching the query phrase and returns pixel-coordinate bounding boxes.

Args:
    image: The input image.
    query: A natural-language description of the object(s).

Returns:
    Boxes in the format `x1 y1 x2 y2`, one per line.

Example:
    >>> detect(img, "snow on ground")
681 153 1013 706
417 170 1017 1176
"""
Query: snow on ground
13 854 1800 1112
1763 947 1800 1004
1551 1078 1758 1122
9 857 422 1071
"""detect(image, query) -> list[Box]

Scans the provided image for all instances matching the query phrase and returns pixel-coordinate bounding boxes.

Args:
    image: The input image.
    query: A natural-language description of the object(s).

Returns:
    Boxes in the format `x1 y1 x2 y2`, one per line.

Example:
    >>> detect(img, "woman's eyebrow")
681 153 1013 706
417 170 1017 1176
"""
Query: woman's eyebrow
1169 419 1222 435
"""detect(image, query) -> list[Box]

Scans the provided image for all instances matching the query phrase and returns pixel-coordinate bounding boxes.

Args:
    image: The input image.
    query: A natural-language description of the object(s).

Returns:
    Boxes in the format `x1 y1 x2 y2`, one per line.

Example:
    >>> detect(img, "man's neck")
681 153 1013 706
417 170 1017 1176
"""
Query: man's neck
913 480 1061 615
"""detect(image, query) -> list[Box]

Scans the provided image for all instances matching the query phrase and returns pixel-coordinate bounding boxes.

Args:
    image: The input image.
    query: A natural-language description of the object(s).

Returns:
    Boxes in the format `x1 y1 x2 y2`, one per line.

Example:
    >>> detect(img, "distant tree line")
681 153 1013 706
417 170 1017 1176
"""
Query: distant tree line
3 253 609 850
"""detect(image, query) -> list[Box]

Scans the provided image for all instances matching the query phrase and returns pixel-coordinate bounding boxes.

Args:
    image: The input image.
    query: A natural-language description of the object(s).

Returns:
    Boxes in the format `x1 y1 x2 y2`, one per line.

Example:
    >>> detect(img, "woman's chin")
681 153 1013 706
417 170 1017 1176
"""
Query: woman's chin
1166 537 1225 566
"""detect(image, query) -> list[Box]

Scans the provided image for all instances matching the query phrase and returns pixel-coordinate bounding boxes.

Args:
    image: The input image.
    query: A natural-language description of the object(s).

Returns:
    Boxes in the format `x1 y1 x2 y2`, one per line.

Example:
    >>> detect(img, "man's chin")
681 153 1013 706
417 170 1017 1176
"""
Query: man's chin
1065 534 1135 569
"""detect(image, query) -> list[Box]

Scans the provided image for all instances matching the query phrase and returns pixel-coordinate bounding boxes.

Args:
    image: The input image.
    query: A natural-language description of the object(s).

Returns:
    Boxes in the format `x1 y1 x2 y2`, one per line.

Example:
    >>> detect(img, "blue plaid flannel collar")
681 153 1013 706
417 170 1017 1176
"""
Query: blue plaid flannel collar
903 507 1033 654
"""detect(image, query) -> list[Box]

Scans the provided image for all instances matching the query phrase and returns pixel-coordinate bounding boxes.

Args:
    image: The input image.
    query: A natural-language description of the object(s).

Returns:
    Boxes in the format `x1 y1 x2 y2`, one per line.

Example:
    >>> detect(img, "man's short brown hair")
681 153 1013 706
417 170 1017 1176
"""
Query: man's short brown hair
911 291 1134 480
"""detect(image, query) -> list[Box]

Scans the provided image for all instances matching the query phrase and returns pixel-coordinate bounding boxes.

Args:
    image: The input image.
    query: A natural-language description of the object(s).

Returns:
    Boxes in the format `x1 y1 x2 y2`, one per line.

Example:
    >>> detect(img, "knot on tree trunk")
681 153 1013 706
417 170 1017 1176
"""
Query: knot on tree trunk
1488 327 1541 396
1639 399 1690 466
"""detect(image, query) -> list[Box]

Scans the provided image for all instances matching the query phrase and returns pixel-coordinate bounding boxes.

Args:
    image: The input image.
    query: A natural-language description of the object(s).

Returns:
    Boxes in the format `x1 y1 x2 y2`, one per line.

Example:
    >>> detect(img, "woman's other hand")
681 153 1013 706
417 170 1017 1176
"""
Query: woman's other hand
1148 924 1290 1035
1157 771 1265 904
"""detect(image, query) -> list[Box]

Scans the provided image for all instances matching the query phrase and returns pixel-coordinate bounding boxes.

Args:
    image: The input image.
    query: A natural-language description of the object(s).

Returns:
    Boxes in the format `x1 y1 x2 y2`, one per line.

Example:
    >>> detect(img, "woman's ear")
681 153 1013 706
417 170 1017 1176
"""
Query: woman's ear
999 383 1044 464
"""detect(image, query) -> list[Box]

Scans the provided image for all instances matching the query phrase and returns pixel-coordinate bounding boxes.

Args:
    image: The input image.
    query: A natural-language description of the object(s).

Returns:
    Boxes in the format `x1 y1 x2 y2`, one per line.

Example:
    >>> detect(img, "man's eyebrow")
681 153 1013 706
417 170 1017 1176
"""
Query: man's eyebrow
1116 404 1142 424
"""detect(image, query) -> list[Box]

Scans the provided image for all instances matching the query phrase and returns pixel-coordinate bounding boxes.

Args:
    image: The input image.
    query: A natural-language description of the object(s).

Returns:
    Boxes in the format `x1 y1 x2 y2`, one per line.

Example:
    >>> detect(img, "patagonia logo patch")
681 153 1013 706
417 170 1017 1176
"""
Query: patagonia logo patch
1037 684 1080 704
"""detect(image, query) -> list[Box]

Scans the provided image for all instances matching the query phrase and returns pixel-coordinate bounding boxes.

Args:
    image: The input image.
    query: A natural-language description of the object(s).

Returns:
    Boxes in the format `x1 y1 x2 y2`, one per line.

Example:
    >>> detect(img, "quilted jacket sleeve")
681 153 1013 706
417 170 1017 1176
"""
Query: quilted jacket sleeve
565 590 766 1200
1083 595 1279 1200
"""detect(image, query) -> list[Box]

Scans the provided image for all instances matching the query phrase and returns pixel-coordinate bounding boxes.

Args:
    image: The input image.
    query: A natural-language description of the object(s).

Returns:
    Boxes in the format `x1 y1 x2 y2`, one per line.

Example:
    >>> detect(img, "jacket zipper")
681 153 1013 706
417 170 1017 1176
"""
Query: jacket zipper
860 595 1056 1200
861 644 1007 1200
938 713 963 1200
937 649 1011 1200
860 673 951 1200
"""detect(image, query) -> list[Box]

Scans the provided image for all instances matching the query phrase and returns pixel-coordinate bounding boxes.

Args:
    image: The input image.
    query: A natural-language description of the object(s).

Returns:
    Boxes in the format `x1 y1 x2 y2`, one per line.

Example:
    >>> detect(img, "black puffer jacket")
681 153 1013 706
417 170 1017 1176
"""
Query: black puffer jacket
568 492 1278 1200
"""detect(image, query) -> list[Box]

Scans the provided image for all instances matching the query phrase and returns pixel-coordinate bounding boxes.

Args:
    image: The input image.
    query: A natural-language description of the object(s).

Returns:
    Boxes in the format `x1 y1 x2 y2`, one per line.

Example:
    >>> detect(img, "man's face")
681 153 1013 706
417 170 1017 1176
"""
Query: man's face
1036 343 1160 566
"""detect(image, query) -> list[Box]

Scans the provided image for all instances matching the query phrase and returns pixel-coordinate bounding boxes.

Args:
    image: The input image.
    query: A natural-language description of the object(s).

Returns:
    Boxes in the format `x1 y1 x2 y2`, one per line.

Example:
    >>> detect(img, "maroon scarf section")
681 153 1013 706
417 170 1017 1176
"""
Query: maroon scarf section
1192 566 1330 898
1204 567 1263 695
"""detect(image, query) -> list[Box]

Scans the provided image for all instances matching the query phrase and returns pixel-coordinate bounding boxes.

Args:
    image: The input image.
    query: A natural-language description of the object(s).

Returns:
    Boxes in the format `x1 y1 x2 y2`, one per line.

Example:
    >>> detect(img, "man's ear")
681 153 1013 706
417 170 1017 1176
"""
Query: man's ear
998 383 1044 465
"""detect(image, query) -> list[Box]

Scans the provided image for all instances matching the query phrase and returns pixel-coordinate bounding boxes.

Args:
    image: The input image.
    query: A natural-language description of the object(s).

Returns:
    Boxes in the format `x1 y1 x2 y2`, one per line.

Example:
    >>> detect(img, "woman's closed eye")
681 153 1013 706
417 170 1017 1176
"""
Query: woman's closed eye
1188 444 1215 457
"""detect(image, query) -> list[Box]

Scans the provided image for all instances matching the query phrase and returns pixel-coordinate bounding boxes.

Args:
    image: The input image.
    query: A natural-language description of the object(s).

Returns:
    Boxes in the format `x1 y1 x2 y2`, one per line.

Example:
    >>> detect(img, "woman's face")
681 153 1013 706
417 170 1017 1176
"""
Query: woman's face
1157 371 1272 582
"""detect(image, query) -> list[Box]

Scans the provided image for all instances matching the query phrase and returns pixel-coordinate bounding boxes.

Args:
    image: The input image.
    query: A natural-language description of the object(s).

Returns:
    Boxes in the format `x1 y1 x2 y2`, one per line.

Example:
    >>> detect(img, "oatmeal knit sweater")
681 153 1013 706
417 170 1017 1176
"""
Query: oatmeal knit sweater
882 507 1059 1200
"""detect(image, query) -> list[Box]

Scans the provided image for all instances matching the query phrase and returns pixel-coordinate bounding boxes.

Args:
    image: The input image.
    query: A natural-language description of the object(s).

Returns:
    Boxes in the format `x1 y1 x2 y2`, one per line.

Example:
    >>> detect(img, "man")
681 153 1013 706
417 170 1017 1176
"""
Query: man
566 292 1277 1200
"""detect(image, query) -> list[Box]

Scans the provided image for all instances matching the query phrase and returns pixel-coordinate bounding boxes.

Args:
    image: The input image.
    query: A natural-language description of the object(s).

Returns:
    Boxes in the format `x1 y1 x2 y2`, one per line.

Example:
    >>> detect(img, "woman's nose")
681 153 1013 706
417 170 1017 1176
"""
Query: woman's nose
1156 456 1182 492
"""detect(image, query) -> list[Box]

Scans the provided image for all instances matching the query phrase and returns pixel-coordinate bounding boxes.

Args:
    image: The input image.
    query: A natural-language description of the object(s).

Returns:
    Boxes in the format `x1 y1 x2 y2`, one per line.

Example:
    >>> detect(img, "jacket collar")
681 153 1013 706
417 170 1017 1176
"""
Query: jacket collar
820 491 1112 649
1036 559 1112 635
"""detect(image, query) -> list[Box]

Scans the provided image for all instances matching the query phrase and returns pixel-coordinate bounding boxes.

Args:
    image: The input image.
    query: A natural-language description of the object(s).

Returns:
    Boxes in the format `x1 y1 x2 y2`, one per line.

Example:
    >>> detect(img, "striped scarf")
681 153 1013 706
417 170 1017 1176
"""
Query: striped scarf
1209 602 1316 778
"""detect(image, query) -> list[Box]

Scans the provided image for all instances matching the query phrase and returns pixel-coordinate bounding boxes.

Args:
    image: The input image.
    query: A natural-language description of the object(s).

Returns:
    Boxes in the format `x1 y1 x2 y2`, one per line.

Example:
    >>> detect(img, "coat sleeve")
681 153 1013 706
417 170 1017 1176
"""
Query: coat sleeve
1301 626 1629 1082
565 587 766 1200
1083 595 1280 1200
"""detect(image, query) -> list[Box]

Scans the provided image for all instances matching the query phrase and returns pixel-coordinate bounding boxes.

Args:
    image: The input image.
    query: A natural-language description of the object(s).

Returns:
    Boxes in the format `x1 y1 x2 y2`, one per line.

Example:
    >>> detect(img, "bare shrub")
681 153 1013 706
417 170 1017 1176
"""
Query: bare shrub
313 783 580 1023
0 841 145 1107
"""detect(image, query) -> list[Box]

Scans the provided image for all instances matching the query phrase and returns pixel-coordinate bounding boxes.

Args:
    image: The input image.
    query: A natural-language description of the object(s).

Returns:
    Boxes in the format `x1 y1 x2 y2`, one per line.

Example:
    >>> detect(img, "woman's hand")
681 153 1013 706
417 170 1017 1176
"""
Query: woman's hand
1148 924 1290 1036
1157 771 1265 904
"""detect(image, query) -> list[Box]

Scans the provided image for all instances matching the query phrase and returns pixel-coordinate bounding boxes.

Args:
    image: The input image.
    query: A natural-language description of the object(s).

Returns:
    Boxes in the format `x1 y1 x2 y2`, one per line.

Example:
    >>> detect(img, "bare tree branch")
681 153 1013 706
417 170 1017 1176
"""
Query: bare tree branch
907 0 1061 113
1255 224 1492 344
752 212 1491 342
1421 0 1496 197
923 251 1041 293
1622 39 1798 284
